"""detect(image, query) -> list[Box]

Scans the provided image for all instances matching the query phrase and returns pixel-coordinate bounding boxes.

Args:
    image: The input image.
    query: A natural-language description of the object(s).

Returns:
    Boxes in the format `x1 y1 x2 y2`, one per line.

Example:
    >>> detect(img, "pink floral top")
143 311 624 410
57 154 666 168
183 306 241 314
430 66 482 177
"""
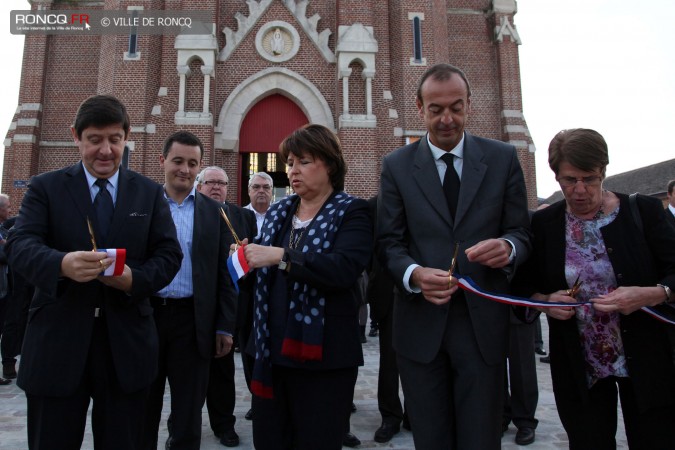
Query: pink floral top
565 207 629 388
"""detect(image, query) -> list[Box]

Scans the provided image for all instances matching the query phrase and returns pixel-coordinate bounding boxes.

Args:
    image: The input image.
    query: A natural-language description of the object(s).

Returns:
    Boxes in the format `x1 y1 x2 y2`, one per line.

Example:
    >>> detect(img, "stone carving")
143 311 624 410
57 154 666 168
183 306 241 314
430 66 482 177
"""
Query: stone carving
219 0 334 62
256 21 300 62
271 28 284 55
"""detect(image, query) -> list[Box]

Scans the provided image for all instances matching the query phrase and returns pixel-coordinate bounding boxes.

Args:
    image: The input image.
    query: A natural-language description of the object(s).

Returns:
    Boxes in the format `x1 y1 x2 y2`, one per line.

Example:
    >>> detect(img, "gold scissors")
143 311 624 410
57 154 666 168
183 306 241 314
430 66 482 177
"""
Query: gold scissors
220 207 242 247
449 243 460 279
566 275 583 298
86 217 98 251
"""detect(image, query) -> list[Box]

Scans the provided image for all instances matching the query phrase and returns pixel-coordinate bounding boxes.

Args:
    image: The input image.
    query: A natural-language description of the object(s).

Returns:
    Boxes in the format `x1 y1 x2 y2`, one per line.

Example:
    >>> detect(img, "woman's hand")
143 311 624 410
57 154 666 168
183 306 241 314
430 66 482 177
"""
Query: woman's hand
591 286 665 314
532 291 576 321
243 244 285 269
229 238 249 256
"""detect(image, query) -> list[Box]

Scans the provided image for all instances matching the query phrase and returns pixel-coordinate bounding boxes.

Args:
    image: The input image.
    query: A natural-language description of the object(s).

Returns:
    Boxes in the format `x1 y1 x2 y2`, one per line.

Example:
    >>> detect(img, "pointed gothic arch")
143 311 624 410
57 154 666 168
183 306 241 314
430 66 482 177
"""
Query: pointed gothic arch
214 67 334 151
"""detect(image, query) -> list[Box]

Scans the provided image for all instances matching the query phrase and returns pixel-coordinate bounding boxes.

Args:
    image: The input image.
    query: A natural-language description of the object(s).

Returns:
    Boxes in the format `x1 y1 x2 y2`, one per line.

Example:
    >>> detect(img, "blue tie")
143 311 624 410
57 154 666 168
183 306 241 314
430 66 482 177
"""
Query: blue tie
94 178 114 242
441 153 460 219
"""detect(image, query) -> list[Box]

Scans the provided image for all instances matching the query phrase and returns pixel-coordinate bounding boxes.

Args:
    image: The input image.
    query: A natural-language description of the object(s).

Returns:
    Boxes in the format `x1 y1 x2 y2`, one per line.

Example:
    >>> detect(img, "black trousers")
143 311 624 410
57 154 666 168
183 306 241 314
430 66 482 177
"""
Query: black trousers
206 347 236 435
142 303 210 450
398 295 504 450
252 365 358 450
27 317 148 450
377 306 404 425
1 271 32 365
503 322 539 429
557 376 675 450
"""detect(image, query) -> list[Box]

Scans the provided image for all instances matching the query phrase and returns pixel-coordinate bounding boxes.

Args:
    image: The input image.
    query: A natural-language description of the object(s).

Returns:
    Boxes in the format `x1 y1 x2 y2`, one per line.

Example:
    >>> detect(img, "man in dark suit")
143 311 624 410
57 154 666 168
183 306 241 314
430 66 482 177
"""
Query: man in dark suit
142 133 237 450
0 193 13 385
503 309 539 445
5 94 183 449
377 63 532 449
196 165 256 447
666 179 675 229
367 195 407 443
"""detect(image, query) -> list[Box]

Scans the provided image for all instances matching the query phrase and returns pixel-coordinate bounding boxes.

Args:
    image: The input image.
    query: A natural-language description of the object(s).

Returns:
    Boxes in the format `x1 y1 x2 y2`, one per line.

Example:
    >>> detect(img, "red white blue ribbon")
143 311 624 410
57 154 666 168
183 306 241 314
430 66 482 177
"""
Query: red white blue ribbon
456 274 675 326
226 244 249 293
98 248 126 277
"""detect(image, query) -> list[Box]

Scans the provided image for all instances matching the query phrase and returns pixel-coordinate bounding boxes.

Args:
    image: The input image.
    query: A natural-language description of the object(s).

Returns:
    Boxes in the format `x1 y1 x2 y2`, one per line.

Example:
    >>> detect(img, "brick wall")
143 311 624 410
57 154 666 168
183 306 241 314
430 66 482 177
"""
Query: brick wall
3 0 537 213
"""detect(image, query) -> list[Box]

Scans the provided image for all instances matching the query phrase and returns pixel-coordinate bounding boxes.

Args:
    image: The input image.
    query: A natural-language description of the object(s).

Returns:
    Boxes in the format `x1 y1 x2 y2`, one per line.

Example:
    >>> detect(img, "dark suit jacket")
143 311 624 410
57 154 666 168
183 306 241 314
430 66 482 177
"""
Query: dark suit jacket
666 206 675 230
255 196 373 370
515 194 675 413
189 193 239 359
377 132 532 365
222 201 256 328
222 202 256 243
6 163 182 397
366 195 395 321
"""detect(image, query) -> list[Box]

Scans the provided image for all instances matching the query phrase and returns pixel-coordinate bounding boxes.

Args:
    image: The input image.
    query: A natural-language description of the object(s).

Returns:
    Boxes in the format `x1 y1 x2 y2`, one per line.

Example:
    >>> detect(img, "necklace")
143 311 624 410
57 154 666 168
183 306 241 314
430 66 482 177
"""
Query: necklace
289 212 309 249
592 192 606 220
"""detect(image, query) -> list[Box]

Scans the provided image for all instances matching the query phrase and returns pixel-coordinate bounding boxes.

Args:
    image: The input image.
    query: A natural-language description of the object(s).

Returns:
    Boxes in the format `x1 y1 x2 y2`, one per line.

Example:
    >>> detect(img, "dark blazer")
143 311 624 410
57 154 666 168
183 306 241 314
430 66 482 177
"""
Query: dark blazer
190 193 239 358
221 201 257 329
666 206 675 230
366 195 395 322
6 163 182 397
516 193 675 413
377 132 532 365
263 197 373 370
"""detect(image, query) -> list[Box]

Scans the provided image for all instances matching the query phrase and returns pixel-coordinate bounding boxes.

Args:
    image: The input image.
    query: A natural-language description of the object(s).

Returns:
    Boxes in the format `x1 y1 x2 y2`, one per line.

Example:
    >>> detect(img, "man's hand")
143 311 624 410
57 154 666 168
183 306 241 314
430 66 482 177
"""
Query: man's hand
215 334 233 358
411 266 460 305
465 239 511 269
60 251 112 282
98 264 133 293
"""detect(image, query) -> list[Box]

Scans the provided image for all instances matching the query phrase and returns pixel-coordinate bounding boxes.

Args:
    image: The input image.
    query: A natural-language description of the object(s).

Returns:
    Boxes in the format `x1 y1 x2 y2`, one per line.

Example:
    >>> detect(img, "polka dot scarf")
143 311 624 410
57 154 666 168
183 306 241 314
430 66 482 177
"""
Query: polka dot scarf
251 191 353 399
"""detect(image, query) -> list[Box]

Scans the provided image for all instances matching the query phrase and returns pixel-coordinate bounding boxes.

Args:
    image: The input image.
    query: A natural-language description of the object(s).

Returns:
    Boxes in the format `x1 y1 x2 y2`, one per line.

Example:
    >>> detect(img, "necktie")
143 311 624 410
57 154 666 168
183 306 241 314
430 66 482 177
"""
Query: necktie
441 153 460 219
94 178 114 242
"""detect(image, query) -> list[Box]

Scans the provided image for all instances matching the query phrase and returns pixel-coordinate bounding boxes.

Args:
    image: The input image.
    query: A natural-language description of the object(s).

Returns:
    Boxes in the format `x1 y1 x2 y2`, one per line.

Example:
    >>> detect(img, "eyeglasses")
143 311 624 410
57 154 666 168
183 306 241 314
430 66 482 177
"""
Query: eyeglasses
556 176 602 188
202 180 228 187
250 184 272 191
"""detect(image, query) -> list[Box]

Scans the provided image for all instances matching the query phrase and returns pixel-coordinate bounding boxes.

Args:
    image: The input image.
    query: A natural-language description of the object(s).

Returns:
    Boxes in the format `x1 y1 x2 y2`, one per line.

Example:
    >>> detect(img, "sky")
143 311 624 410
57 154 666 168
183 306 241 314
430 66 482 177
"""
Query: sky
1 0 674 198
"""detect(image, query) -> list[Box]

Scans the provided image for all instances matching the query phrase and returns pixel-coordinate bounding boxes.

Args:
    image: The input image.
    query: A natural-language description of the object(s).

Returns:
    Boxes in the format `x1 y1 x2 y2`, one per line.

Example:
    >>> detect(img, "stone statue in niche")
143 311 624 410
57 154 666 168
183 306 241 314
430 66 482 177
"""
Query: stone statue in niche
271 28 284 55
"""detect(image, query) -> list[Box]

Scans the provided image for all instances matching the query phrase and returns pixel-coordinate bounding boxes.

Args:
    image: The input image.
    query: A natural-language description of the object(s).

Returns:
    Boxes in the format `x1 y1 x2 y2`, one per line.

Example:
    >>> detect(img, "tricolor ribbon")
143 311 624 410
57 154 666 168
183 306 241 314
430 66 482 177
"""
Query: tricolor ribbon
97 249 126 277
455 274 675 326
226 244 249 293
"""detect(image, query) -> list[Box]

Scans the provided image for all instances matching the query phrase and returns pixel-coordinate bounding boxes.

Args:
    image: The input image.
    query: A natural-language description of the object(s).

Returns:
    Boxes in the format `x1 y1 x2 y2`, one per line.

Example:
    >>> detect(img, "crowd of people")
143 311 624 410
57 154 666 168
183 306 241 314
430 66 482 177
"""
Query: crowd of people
1 63 675 450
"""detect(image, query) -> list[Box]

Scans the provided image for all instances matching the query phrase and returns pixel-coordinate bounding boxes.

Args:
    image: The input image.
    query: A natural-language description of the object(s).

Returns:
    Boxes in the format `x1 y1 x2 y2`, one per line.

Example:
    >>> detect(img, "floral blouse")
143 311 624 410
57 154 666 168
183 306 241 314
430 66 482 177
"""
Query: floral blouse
565 207 629 388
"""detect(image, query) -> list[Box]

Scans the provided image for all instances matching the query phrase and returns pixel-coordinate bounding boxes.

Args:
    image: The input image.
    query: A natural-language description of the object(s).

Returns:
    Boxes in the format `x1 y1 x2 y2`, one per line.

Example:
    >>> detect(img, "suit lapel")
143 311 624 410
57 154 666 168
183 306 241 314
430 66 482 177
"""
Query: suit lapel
64 163 100 244
544 202 569 286
411 137 454 227
454 132 487 227
193 193 204 261
107 167 138 247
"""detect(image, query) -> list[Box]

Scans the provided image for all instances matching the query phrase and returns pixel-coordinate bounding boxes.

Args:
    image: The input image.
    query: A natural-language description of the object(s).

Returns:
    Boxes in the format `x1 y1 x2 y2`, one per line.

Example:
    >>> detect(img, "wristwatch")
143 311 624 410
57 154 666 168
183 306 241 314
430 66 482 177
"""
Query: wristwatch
278 250 290 272
657 284 674 304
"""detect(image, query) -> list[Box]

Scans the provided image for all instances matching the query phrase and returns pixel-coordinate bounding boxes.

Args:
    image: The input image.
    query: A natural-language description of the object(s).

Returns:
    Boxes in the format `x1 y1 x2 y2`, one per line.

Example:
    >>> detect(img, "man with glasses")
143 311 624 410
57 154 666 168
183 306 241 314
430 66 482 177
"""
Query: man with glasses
196 166 257 447
244 172 274 235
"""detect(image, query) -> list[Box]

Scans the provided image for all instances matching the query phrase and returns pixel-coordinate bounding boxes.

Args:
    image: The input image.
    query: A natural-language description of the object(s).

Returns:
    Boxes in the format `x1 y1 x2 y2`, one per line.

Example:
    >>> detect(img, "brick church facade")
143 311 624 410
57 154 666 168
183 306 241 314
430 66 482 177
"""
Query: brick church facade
3 0 537 210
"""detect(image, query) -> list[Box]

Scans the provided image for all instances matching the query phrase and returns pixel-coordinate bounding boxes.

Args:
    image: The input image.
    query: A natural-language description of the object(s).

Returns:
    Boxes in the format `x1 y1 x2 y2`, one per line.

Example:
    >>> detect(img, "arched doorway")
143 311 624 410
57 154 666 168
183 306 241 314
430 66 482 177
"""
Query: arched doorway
239 94 308 204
